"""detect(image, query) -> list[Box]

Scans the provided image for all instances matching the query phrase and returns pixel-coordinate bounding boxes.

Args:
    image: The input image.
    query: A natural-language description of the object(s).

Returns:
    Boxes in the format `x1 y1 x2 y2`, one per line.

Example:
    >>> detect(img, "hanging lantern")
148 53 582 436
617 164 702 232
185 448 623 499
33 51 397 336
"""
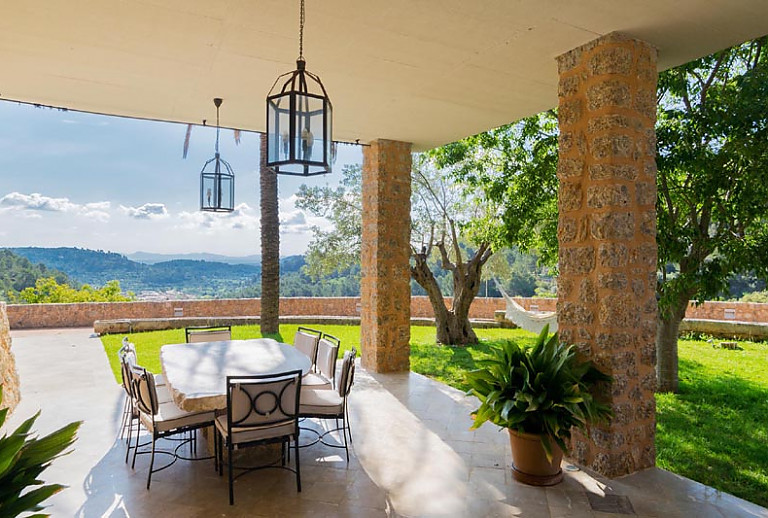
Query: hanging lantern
200 98 235 212
266 0 332 176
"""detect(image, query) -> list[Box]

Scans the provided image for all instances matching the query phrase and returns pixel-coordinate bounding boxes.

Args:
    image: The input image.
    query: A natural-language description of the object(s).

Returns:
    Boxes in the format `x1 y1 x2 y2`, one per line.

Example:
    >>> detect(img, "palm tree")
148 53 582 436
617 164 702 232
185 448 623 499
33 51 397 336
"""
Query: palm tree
260 133 280 335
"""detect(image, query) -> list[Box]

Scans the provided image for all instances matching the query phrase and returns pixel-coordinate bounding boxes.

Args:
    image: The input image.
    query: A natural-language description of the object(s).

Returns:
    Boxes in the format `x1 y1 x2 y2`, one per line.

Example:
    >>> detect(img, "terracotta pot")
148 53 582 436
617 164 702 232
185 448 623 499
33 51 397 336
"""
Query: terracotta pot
507 429 564 486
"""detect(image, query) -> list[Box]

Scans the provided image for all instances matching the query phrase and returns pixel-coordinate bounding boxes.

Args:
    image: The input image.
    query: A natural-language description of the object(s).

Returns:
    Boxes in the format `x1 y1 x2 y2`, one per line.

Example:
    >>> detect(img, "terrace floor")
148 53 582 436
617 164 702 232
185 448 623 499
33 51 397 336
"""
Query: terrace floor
5 327 768 517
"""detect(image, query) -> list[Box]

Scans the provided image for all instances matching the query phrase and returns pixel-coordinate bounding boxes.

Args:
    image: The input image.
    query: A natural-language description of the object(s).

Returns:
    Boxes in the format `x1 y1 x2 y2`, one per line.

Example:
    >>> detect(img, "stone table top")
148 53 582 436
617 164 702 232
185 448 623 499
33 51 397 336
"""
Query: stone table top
160 338 311 412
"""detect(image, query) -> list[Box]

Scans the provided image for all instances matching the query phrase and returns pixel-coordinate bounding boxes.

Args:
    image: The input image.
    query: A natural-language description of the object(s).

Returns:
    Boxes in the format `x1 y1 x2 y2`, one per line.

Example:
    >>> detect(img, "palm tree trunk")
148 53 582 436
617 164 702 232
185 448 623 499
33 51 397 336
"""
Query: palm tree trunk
260 133 280 335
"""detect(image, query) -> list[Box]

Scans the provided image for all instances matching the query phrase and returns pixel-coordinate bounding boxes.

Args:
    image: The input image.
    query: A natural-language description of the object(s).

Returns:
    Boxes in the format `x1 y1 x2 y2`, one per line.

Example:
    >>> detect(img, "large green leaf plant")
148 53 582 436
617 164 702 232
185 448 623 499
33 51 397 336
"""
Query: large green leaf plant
466 326 611 458
0 385 81 517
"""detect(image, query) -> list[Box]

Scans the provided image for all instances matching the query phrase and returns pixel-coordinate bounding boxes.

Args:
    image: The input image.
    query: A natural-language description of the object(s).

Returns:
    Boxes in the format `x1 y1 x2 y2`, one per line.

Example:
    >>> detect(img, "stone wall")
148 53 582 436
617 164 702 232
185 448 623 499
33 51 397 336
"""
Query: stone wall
556 33 658 477
6 296 767 330
0 302 21 413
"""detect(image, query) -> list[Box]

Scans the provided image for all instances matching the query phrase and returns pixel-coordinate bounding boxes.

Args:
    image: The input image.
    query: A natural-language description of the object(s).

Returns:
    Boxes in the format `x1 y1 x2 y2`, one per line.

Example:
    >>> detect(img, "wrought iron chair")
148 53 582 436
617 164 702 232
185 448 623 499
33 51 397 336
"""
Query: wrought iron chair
301 334 340 390
214 371 303 505
293 327 321 369
130 367 216 489
298 348 356 461
185 325 232 343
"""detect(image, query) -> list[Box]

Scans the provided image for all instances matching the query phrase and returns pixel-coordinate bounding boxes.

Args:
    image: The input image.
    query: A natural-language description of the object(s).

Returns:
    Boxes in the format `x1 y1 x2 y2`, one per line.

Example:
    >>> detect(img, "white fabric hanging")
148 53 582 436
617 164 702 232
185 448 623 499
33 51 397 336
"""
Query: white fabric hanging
495 280 558 334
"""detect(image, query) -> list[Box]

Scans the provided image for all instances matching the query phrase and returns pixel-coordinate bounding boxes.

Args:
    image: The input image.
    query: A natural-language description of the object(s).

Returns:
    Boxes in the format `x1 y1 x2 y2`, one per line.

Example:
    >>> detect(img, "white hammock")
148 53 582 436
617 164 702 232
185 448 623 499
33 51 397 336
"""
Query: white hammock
495 281 558 334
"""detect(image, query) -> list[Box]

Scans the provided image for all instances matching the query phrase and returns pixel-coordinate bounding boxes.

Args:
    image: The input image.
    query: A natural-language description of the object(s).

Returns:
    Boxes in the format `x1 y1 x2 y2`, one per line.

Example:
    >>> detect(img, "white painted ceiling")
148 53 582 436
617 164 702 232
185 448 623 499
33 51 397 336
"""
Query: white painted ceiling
2 0 768 150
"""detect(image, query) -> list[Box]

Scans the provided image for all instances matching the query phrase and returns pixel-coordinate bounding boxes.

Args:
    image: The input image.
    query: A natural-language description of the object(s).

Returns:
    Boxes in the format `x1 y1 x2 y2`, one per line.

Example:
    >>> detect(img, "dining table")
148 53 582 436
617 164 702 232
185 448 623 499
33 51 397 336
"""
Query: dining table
160 338 312 412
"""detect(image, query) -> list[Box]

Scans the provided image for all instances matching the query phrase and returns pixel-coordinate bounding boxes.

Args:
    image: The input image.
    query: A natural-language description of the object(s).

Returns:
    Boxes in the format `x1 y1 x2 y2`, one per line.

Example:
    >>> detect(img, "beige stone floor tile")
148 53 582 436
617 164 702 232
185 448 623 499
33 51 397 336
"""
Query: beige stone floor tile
6 328 768 518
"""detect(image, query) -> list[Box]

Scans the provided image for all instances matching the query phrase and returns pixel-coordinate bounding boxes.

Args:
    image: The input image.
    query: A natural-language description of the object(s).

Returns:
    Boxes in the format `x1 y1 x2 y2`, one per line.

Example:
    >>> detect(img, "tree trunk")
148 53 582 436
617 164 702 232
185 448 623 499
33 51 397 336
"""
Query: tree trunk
260 133 280 335
410 246 488 346
655 294 691 393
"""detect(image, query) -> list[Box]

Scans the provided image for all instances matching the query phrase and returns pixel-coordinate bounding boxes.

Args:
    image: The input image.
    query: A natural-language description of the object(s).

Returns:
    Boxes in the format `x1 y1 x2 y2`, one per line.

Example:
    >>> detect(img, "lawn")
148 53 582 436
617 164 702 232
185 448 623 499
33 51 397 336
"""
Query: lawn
102 325 768 507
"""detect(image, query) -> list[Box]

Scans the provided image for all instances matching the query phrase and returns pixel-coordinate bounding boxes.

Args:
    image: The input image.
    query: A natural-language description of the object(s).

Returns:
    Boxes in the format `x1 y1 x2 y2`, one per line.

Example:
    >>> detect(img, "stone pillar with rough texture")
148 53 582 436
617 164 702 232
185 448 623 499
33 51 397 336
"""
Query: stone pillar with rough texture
361 140 412 372
0 302 21 413
556 33 658 477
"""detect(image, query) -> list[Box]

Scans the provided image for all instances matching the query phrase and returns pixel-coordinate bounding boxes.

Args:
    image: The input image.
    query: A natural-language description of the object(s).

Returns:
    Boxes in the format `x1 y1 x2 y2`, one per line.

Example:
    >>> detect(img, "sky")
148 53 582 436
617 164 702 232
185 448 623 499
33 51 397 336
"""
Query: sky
0 101 362 257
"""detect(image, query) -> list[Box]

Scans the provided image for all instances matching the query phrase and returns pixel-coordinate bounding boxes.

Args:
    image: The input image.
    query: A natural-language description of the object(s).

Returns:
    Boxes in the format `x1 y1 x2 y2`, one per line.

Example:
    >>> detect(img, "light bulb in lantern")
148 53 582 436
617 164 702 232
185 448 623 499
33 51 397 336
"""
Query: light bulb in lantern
301 127 314 160
281 130 290 158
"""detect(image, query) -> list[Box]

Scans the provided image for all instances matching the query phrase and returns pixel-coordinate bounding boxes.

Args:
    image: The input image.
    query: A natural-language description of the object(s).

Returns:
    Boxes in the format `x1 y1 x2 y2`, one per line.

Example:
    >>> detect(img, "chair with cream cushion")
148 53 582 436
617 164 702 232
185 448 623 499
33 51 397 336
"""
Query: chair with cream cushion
299 348 356 461
185 326 232 344
301 334 339 391
293 327 321 368
130 367 215 489
214 371 303 505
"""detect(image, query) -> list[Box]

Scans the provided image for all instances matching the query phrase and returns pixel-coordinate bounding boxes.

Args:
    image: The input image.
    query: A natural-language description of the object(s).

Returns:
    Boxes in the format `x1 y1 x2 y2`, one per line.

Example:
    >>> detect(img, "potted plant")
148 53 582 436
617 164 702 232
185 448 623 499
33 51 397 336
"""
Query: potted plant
466 325 611 486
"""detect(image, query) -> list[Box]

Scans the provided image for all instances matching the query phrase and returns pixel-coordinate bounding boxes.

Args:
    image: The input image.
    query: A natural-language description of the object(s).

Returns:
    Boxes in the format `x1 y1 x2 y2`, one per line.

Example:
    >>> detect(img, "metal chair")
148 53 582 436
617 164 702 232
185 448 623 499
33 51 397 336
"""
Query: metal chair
299 348 356 461
214 371 303 505
301 334 340 390
185 325 232 343
130 367 216 489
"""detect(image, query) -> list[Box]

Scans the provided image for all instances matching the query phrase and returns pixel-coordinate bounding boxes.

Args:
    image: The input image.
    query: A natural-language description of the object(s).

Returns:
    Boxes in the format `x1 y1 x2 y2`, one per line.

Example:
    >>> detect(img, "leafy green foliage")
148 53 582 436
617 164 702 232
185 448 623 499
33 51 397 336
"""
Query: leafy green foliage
741 290 768 303
0 249 70 302
656 38 768 315
465 325 611 457
8 277 134 303
0 386 81 517
428 111 560 266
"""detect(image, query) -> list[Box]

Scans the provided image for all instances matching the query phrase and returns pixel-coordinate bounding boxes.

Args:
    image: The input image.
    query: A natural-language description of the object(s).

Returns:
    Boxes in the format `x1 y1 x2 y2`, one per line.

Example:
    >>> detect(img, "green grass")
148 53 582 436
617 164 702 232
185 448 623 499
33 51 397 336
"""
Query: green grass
101 325 768 506
655 338 768 507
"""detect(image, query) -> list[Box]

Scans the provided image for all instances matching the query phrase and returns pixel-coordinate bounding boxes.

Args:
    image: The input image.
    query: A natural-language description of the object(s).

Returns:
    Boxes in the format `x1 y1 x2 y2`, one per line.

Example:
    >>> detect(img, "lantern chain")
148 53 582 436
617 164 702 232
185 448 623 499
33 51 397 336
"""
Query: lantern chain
215 100 221 155
298 0 305 60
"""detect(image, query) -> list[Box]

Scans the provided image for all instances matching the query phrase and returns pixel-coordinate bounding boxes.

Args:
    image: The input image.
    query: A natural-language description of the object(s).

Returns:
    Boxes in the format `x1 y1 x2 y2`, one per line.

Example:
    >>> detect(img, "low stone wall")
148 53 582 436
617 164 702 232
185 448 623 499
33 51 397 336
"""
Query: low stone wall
6 296 768 331
0 302 21 413
8 296 511 329
678 319 768 340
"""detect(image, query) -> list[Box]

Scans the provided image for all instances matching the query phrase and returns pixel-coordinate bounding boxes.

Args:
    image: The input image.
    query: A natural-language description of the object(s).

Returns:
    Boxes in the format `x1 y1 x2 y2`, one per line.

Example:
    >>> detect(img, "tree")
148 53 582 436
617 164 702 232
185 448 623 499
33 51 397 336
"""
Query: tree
655 38 768 392
409 157 494 344
296 160 497 345
9 277 134 303
260 133 280 335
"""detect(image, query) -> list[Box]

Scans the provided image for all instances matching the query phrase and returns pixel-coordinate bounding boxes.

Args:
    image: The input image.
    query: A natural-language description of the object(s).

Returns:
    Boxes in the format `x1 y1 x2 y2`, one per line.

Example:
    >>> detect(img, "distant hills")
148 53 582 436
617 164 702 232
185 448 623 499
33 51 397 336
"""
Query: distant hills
128 251 261 265
5 247 360 299
9 247 265 298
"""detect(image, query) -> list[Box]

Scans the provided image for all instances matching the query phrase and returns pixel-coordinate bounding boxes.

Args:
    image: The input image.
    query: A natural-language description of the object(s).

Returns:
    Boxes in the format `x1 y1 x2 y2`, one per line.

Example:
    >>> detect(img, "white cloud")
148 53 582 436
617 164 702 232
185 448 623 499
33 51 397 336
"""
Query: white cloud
120 202 169 220
278 194 329 235
176 202 259 232
0 192 111 221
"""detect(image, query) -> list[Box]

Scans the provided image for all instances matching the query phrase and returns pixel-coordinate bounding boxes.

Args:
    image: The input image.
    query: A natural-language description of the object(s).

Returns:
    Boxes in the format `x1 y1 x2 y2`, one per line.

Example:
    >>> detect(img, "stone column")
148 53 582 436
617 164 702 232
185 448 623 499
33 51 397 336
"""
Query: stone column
361 139 412 372
0 302 21 413
556 33 658 477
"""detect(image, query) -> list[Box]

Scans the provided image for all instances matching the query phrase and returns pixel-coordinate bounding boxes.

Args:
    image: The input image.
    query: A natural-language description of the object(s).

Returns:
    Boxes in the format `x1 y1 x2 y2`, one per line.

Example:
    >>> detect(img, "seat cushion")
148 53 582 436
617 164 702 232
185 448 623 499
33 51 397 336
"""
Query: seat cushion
155 384 173 404
140 402 215 434
299 388 343 416
301 372 332 390
215 415 296 445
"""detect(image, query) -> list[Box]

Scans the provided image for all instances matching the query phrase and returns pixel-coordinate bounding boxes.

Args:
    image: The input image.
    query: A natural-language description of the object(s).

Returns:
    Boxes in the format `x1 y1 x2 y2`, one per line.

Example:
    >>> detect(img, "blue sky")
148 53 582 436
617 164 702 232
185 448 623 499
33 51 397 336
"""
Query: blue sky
0 101 361 256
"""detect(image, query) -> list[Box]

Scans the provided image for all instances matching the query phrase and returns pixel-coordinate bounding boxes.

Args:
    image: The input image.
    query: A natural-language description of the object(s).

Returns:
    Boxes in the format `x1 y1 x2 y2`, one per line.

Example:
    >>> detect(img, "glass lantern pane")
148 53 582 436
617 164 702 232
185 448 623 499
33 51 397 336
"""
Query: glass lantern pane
267 95 292 165
294 94 325 164
201 172 234 211
325 102 333 167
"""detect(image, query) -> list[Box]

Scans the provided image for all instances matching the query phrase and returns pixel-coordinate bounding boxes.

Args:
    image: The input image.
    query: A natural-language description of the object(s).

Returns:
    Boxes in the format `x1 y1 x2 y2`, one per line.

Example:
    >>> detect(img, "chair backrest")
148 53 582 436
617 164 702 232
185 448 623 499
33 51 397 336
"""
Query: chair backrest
293 329 320 365
185 326 232 343
119 356 135 398
315 335 340 385
119 337 138 367
337 348 356 399
132 367 159 416
225 371 302 434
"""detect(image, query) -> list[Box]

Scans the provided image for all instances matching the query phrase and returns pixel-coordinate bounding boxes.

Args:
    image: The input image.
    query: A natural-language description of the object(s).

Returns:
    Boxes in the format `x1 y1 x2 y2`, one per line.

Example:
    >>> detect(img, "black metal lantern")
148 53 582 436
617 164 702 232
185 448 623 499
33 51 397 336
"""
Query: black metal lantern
266 0 332 176
200 98 235 212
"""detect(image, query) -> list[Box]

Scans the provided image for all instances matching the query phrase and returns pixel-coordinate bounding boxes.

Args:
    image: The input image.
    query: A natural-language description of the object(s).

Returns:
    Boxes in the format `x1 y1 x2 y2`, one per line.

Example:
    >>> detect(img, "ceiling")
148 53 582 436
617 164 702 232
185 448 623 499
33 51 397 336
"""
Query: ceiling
2 0 768 150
